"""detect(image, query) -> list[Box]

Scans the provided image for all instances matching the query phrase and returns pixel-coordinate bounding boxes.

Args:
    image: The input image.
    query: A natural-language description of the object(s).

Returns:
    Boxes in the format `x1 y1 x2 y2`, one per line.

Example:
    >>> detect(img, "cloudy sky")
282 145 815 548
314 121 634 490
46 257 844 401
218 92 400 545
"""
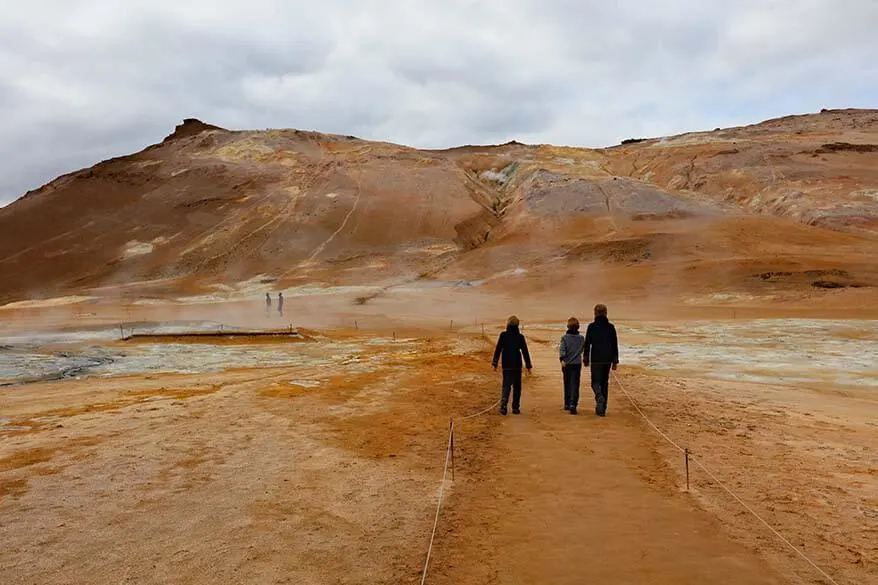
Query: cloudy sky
1 0 876 205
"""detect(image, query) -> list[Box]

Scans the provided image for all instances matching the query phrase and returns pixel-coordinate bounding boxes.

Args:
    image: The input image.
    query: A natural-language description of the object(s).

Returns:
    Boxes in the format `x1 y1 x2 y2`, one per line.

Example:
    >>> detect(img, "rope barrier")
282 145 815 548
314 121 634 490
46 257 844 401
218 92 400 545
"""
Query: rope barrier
612 371 842 585
419 420 454 585
459 397 502 420
419 394 501 585
688 457 841 585
612 370 686 455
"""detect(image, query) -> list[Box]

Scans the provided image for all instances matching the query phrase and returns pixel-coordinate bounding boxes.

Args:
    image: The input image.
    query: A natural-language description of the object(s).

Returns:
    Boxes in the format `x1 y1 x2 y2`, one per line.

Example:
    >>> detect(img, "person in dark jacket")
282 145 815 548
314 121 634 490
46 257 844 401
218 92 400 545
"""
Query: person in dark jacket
584 304 619 417
277 292 284 317
492 315 533 416
265 292 272 316
559 317 586 415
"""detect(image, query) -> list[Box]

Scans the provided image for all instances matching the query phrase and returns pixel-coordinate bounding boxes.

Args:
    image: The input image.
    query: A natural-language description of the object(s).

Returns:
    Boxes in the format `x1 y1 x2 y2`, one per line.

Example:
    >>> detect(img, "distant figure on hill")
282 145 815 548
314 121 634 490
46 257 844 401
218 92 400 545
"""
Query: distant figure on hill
265 293 272 316
492 315 533 416
277 292 284 317
584 304 619 417
559 317 586 415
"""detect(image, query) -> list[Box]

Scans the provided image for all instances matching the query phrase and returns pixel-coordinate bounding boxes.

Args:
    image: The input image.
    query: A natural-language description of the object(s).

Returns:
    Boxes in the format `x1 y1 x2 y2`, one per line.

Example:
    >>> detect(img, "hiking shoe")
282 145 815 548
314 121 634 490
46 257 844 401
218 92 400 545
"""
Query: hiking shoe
564 405 571 411
512 408 521 415
570 407 577 415
499 406 508 416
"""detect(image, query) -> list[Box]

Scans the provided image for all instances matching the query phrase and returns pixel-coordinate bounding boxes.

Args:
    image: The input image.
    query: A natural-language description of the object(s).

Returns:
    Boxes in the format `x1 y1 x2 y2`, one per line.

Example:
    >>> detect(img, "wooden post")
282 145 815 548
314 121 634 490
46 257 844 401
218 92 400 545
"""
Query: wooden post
685 448 690 491
120 323 124 340
393 331 396 341
449 418 455 481
355 320 359 331
450 319 454 332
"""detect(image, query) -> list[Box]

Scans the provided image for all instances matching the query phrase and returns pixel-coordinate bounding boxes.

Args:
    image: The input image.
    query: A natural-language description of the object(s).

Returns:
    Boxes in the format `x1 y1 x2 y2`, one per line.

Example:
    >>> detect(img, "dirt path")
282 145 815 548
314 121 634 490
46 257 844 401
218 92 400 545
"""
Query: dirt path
429 343 789 585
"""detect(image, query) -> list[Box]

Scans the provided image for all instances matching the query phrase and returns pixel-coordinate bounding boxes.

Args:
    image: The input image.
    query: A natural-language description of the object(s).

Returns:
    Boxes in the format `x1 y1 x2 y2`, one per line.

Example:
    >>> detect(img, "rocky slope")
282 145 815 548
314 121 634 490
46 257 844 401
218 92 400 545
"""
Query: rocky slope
606 109 878 232
1 110 876 305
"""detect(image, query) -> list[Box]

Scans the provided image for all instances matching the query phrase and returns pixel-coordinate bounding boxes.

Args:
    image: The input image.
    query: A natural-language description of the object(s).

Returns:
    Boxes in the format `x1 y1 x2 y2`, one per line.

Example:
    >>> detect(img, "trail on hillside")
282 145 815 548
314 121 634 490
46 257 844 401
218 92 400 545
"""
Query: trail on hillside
426 344 788 585
306 184 363 263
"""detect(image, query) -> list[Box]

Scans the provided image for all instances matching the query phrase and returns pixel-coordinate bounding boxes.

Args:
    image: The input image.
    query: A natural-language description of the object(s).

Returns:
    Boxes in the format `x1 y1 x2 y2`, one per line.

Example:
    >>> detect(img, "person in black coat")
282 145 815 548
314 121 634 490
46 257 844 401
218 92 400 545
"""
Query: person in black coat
492 315 533 416
584 304 619 417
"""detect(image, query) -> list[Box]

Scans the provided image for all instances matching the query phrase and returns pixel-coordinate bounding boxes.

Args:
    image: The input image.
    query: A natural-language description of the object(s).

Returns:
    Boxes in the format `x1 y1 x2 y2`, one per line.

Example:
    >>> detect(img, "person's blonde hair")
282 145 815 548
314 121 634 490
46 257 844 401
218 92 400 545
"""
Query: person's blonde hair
567 317 580 330
594 304 608 316
507 315 520 327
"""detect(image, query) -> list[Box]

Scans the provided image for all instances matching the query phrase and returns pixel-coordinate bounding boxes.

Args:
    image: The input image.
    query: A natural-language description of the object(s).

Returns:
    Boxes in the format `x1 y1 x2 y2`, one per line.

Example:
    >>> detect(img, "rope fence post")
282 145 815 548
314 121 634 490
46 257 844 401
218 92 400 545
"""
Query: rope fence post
419 395 502 585
612 370 842 585
449 418 455 481
685 448 690 491
419 425 454 585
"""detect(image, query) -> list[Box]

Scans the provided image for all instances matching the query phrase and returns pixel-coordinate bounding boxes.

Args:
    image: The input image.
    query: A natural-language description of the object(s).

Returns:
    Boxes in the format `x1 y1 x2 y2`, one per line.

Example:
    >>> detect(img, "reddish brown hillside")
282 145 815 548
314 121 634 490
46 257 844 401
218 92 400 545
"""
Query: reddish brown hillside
1 110 876 307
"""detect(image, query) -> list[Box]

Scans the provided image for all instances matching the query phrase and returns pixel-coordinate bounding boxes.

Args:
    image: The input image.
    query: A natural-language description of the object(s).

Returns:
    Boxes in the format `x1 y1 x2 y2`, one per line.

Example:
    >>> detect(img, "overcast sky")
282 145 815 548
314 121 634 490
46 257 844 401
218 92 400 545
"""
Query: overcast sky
1 0 876 205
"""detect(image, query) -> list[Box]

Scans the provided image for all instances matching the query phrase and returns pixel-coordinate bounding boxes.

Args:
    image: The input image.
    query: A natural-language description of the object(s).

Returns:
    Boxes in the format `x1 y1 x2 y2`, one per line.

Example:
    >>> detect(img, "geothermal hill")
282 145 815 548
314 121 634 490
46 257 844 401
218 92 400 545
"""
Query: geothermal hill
1 110 877 305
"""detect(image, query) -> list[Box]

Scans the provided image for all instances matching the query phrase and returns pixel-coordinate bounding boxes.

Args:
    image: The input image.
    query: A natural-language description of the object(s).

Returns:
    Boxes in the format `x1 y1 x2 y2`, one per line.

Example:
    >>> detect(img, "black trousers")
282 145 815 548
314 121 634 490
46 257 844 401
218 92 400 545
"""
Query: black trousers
562 364 582 408
501 369 523 410
590 363 611 414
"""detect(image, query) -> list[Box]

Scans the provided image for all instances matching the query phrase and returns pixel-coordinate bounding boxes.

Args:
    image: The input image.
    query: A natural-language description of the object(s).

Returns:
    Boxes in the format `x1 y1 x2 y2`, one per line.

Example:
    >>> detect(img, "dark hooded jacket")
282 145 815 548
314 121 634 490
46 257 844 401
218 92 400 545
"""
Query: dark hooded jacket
492 324 533 370
584 315 619 366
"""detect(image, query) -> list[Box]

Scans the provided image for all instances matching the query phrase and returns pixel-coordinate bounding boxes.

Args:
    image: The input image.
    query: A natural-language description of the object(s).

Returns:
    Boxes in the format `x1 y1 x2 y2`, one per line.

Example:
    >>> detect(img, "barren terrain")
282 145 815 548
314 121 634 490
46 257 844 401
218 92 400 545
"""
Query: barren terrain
1 111 876 584
0 110 877 313
1 300 875 584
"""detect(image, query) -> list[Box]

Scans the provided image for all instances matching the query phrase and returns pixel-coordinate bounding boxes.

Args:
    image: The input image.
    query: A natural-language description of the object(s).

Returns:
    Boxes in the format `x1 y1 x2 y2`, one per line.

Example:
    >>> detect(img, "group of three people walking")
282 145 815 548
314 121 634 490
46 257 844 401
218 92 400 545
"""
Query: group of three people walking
491 304 619 416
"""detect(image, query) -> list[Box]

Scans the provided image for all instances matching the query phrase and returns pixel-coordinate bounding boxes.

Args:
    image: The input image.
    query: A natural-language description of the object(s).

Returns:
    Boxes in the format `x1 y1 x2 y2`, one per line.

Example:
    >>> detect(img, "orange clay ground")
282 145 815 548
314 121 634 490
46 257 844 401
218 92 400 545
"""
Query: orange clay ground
1 303 875 585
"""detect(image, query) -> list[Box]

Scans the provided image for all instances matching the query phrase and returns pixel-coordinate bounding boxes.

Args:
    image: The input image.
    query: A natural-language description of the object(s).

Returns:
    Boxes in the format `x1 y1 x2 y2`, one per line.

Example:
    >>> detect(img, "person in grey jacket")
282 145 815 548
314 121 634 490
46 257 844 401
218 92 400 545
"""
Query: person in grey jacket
559 317 586 415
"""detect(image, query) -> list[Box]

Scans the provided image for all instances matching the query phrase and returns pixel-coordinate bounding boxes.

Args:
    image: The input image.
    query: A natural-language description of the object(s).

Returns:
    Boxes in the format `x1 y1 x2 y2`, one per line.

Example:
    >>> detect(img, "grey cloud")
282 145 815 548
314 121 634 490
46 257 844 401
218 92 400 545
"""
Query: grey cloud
1 0 877 205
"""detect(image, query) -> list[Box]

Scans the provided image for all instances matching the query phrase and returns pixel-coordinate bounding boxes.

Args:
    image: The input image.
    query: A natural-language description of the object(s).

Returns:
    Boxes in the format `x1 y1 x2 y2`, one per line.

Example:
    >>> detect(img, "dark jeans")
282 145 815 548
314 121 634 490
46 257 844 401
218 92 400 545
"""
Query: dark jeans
501 369 523 410
591 363 611 414
562 364 582 408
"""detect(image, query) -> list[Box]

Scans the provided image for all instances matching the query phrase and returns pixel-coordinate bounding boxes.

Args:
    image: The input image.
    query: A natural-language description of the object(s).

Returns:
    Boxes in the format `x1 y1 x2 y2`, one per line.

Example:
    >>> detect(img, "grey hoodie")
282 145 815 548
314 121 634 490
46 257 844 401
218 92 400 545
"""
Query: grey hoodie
559 329 586 365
